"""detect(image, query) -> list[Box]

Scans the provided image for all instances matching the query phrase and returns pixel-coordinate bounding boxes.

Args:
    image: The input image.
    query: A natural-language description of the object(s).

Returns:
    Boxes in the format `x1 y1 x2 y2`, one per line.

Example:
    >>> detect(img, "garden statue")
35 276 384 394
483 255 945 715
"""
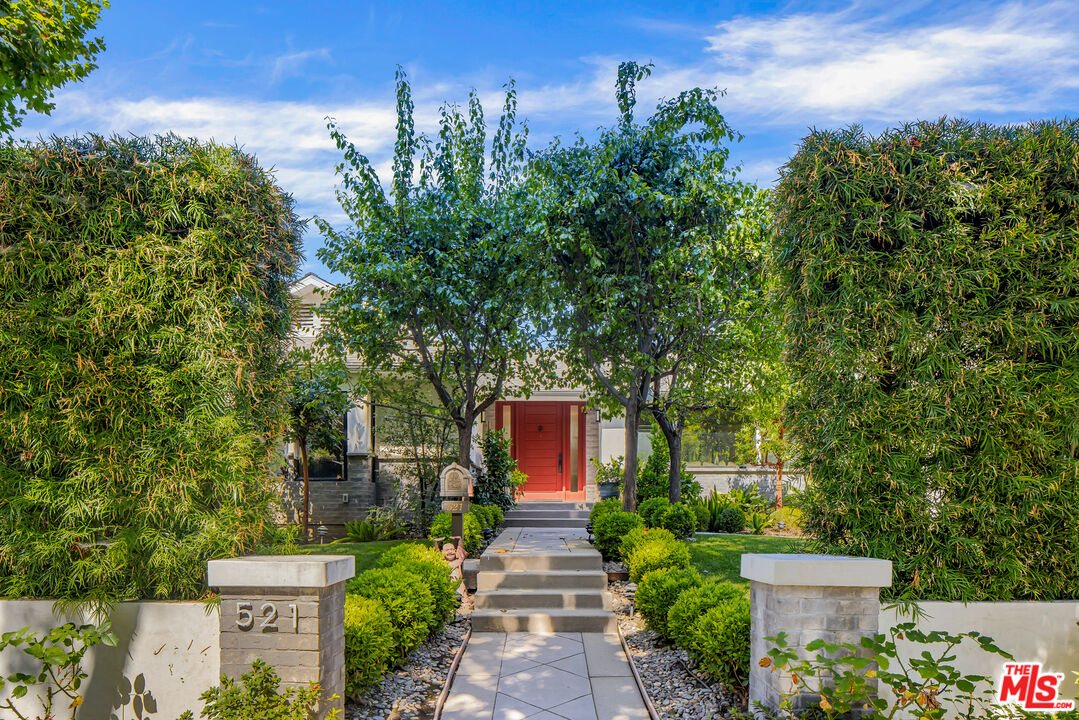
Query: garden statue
435 535 471 608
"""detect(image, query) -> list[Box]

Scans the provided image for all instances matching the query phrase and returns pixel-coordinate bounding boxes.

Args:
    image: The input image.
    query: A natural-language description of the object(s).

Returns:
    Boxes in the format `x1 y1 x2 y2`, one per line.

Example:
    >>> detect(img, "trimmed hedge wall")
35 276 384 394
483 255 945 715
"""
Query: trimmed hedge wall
0 135 302 602
774 119 1079 601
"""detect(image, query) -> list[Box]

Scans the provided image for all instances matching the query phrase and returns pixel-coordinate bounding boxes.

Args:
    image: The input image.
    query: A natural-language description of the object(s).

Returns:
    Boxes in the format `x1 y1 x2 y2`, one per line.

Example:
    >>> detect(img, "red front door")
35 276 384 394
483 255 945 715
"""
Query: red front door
495 401 587 501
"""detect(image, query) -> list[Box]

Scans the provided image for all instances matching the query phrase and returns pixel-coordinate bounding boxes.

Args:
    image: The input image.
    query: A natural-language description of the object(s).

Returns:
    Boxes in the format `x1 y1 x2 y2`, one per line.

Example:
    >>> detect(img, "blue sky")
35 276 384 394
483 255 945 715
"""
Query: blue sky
17 0 1079 278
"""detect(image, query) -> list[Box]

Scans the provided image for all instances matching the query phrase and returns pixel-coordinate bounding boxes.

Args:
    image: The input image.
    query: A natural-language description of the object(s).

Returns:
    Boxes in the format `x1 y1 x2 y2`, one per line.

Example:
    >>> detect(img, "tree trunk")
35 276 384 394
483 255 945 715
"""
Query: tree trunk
622 397 640 513
300 438 310 541
452 413 474 539
652 410 682 504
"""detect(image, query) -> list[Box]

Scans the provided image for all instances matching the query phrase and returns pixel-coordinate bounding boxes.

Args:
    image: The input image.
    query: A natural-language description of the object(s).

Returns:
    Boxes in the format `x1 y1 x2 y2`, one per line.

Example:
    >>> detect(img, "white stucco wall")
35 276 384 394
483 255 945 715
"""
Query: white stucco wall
880 601 1079 705
0 599 220 719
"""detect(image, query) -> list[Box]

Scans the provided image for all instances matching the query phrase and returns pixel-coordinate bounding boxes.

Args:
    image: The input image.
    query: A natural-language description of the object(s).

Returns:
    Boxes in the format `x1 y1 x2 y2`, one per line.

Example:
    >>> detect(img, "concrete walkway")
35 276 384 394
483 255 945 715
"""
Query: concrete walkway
444 525 649 720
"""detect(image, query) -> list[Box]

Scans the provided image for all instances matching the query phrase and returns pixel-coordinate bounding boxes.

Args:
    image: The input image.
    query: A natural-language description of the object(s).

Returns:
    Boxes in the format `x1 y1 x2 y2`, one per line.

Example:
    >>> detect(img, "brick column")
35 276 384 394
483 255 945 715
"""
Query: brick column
741 554 892 717
208 555 355 719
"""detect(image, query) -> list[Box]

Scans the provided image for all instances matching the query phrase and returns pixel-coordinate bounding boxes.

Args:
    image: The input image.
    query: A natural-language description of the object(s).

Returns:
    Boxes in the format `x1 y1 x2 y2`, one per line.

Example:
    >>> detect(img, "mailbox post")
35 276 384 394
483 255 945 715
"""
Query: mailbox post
439 462 473 540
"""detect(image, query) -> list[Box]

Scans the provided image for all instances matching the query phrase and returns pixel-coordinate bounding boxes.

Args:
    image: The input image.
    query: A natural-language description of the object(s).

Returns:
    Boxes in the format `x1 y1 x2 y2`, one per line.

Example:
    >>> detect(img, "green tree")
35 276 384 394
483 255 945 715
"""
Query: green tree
731 279 797 508
533 61 751 510
317 69 542 484
284 348 350 537
0 0 108 134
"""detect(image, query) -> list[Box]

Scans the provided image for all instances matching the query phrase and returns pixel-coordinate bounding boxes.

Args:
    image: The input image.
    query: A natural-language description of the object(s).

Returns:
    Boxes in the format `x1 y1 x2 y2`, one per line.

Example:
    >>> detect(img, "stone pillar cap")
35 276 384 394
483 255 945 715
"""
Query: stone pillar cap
207 555 355 589
741 553 892 588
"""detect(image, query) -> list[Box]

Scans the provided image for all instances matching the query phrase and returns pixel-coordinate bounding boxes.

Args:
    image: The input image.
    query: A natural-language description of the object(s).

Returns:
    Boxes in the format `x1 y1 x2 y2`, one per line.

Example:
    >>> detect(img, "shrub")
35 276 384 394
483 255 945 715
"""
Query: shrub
626 535 691 583
428 512 483 554
709 505 746 534
667 581 744 648
343 595 393 699
747 511 768 535
769 507 804 533
593 511 643 560
690 502 710 532
0 135 302 603
469 505 493 530
487 505 504 527
687 596 750 699
377 545 460 627
176 659 335 720
635 566 702 638
377 542 443 567
636 427 701 503
620 526 676 562
347 568 434 658
637 497 670 528
589 498 621 524
775 119 1079 601
661 503 697 539
473 430 520 511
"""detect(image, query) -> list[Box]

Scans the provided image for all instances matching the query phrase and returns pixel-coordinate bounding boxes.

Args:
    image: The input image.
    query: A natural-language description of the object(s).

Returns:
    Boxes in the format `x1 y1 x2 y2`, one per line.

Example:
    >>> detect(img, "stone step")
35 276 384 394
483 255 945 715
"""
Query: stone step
473 589 609 610
502 517 590 529
480 552 600 572
504 509 591 519
477 569 608 591
514 502 592 511
471 608 618 633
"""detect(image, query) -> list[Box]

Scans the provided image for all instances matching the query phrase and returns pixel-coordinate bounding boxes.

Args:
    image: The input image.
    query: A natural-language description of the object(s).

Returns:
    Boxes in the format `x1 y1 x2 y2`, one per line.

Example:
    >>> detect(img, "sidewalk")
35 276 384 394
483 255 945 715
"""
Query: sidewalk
443 631 649 720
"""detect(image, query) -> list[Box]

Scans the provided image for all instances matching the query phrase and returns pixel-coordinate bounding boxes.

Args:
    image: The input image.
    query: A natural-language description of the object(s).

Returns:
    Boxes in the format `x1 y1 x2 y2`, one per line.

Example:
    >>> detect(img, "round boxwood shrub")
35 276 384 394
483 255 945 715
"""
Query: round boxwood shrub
626 535 691 583
377 550 460 628
635 566 702 638
713 506 746 534
687 596 750 698
469 505 493 530
347 567 434 658
589 498 621 525
593 511 643 560
667 580 744 648
619 526 676 563
428 512 483 554
637 497 670 528
486 505 504 527
660 503 697 539
378 542 443 566
343 594 394 699
691 503 710 532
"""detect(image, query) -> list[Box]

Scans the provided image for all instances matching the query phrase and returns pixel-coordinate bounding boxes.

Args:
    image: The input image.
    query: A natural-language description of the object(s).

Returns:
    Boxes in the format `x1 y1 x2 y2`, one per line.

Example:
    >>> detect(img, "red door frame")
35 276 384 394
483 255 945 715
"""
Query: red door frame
494 401 587 502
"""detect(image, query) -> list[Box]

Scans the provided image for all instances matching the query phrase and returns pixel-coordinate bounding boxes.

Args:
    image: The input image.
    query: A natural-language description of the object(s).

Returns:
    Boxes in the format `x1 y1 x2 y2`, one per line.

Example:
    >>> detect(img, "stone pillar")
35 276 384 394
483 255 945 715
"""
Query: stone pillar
741 553 892 717
208 555 355 719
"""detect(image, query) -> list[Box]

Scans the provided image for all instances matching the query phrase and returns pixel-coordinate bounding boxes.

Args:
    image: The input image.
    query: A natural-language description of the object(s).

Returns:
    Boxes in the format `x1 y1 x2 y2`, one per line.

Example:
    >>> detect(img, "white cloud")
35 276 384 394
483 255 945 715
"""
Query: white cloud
695 2 1078 121
271 48 333 83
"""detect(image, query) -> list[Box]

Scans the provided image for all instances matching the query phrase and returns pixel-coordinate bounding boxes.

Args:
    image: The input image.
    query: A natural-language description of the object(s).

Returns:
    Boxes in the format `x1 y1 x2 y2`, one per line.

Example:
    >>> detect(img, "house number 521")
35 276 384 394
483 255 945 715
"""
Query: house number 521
236 602 298 633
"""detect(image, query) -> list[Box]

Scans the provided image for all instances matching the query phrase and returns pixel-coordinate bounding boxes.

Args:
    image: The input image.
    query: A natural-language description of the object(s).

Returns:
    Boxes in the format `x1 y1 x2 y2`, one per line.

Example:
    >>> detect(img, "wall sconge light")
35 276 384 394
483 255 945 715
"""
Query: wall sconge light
595 409 601 423
342 493 349 505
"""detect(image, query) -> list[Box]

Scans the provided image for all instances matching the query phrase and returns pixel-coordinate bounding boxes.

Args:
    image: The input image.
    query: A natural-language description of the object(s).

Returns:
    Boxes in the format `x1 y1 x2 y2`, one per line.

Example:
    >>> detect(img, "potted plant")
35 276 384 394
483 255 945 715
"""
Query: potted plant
592 456 624 501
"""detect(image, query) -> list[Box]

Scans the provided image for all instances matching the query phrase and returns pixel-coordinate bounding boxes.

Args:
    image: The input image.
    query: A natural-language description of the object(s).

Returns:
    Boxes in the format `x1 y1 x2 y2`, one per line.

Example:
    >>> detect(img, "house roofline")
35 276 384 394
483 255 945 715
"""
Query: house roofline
291 272 336 293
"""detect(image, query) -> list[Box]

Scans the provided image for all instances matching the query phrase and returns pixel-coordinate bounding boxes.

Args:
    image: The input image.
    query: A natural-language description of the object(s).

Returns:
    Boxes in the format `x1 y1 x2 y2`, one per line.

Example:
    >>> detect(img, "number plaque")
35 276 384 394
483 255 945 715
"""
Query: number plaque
441 498 470 513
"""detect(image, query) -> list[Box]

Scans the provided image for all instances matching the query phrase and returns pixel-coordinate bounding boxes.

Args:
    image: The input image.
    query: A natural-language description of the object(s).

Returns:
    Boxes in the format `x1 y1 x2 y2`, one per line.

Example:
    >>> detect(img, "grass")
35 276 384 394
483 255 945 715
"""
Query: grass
690 533 807 590
285 539 423 574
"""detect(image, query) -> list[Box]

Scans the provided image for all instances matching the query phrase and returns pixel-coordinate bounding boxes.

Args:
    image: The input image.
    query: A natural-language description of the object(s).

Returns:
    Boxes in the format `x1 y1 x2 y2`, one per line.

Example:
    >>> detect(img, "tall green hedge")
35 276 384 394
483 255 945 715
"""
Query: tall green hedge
774 119 1079 601
0 135 302 602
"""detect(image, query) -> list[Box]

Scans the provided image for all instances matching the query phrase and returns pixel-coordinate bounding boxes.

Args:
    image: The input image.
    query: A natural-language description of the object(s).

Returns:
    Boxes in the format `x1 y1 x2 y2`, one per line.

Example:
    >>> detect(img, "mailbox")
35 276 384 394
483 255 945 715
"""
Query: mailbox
439 462 473 497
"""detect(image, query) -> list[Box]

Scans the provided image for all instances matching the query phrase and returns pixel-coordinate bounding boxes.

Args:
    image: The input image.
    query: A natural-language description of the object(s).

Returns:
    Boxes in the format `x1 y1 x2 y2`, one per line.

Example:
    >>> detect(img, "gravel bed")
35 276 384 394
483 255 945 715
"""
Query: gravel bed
609 581 745 720
347 605 470 720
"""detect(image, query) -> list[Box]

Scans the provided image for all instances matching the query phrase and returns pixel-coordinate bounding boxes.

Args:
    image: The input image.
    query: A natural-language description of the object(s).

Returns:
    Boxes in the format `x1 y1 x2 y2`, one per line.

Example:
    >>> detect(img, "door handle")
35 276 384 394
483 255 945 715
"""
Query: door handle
558 453 563 473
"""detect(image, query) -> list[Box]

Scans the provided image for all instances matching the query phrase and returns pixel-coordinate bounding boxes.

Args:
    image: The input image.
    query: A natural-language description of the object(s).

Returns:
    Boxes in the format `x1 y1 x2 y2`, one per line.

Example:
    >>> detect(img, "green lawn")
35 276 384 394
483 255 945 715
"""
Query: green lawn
690 534 807 590
285 539 423 574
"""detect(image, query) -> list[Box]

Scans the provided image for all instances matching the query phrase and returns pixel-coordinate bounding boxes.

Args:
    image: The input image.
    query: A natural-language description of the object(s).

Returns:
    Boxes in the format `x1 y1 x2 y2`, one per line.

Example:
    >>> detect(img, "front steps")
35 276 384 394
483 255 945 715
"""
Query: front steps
503 501 592 529
471 527 616 633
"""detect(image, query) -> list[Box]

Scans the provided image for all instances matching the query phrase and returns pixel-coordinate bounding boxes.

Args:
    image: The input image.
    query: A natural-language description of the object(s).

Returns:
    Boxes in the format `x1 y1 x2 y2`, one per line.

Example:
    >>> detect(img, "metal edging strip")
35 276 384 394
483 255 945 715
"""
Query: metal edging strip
433 623 472 720
616 621 662 720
